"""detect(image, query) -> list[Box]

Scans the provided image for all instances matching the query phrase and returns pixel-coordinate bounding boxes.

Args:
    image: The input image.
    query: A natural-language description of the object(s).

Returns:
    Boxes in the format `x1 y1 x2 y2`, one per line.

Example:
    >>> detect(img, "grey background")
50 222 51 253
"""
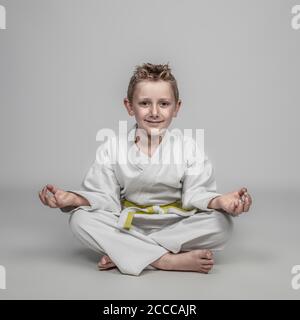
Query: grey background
0 0 299 299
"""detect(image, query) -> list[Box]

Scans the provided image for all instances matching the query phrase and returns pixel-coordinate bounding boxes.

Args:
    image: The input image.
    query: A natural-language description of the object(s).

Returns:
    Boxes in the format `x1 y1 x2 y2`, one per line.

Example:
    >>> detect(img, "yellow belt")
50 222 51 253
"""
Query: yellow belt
120 199 188 230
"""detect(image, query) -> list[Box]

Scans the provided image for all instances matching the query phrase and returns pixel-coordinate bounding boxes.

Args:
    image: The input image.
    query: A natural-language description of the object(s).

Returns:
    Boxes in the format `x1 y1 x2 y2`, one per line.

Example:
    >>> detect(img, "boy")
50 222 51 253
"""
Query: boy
38 63 252 276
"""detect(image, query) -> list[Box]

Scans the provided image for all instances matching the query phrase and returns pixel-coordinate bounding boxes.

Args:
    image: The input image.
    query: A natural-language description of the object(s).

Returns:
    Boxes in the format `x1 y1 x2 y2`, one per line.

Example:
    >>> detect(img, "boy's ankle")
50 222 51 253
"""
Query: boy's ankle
154 252 174 270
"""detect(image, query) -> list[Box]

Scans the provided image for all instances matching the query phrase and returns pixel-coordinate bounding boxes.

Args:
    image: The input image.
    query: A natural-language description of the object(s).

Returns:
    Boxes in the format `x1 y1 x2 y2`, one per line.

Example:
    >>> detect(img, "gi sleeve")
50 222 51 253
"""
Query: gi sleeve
181 138 222 212
60 139 121 214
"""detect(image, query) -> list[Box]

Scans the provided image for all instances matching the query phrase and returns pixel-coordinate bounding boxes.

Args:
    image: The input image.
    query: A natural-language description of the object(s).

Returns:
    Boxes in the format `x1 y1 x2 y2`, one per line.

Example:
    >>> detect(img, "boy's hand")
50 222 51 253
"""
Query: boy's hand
38 184 83 209
208 187 252 216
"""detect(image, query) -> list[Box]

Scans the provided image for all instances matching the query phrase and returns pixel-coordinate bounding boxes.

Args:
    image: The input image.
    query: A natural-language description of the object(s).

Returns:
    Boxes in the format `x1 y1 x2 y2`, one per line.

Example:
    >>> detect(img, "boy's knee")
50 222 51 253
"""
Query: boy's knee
212 211 234 244
69 209 91 234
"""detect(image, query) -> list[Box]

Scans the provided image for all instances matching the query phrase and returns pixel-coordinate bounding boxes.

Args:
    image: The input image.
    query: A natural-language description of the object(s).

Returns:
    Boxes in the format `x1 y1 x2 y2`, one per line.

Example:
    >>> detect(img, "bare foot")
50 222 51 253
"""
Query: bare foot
98 255 116 270
152 249 214 274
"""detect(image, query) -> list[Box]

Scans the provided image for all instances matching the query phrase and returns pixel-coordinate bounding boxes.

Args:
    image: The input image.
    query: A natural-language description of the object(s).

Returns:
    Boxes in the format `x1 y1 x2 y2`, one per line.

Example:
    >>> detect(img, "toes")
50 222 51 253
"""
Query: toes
100 255 110 265
98 261 115 269
98 255 116 270
201 265 213 273
198 249 213 259
205 250 213 259
99 262 113 268
203 263 213 270
201 259 214 265
98 256 110 268
98 264 116 271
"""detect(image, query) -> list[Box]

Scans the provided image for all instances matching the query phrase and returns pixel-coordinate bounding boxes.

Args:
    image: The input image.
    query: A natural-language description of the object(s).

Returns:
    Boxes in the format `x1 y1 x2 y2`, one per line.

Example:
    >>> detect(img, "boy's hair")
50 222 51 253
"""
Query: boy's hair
127 63 179 103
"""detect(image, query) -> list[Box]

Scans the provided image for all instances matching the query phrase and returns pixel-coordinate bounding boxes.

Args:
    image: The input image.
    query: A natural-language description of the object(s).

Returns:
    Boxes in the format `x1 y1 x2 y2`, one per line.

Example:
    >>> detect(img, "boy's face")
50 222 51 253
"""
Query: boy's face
124 80 181 136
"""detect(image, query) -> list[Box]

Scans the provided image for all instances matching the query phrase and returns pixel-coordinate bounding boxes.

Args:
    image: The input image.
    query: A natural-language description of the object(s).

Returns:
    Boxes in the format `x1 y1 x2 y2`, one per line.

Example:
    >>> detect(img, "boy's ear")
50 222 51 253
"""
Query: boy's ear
123 98 134 116
173 99 182 117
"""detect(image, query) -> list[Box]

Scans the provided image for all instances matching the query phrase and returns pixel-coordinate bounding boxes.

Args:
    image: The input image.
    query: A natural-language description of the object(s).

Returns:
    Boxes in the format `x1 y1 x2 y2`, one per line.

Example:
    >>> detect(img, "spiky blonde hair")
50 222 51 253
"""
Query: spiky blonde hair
127 62 179 103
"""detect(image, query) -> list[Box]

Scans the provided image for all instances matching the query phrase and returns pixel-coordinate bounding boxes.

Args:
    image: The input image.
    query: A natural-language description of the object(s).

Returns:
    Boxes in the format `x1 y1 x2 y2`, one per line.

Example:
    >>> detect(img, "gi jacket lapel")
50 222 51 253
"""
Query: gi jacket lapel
124 122 172 205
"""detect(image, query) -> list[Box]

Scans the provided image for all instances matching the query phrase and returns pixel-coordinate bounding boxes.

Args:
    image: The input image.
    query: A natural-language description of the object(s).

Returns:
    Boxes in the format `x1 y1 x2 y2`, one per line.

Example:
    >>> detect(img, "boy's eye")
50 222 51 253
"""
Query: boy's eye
138 101 170 107
139 101 150 106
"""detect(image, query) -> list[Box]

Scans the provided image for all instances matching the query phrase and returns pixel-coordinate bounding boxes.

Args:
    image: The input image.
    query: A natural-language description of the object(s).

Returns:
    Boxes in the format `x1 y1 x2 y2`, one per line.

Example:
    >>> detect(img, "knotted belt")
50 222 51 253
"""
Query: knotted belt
118 199 197 230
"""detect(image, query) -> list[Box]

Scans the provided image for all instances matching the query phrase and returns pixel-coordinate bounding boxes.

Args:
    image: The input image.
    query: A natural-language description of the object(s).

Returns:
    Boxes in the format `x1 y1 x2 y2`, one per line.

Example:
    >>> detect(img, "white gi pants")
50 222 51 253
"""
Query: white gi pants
69 209 233 276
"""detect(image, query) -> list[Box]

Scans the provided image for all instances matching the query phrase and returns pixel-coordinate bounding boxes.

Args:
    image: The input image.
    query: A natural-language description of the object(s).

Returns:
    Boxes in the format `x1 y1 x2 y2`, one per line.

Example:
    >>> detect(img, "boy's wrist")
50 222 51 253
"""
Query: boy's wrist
69 192 88 207
72 194 82 207
207 196 222 210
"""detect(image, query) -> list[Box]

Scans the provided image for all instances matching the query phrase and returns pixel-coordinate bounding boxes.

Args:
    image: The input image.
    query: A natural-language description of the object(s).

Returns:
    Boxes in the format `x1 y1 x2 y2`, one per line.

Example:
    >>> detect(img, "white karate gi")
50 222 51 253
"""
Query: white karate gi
62 123 233 276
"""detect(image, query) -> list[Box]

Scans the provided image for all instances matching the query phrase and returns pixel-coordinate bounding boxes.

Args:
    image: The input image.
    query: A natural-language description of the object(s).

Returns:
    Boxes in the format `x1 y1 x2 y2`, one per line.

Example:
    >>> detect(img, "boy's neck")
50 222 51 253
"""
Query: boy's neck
134 135 162 145
134 125 164 148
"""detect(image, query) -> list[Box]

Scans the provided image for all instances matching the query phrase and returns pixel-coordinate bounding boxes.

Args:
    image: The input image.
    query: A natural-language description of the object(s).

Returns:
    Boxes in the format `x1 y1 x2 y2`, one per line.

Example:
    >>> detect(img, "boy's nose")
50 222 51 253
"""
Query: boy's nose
150 105 159 116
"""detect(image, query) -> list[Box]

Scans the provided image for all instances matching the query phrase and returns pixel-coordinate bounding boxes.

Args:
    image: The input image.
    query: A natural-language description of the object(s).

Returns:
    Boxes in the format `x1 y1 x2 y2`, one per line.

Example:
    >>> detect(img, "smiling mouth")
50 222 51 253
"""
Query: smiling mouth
145 120 164 123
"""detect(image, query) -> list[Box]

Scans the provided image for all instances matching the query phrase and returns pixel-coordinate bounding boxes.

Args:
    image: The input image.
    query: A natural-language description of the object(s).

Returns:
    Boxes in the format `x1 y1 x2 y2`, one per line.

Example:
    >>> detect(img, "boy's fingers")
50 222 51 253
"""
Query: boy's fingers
47 184 58 195
244 195 252 211
44 194 51 206
238 187 247 197
243 193 252 207
39 185 64 208
45 195 57 208
43 187 57 206
40 187 48 203
229 200 240 216
234 200 244 215
243 199 251 212
247 193 252 206
42 186 48 198
38 191 46 205
229 201 236 214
